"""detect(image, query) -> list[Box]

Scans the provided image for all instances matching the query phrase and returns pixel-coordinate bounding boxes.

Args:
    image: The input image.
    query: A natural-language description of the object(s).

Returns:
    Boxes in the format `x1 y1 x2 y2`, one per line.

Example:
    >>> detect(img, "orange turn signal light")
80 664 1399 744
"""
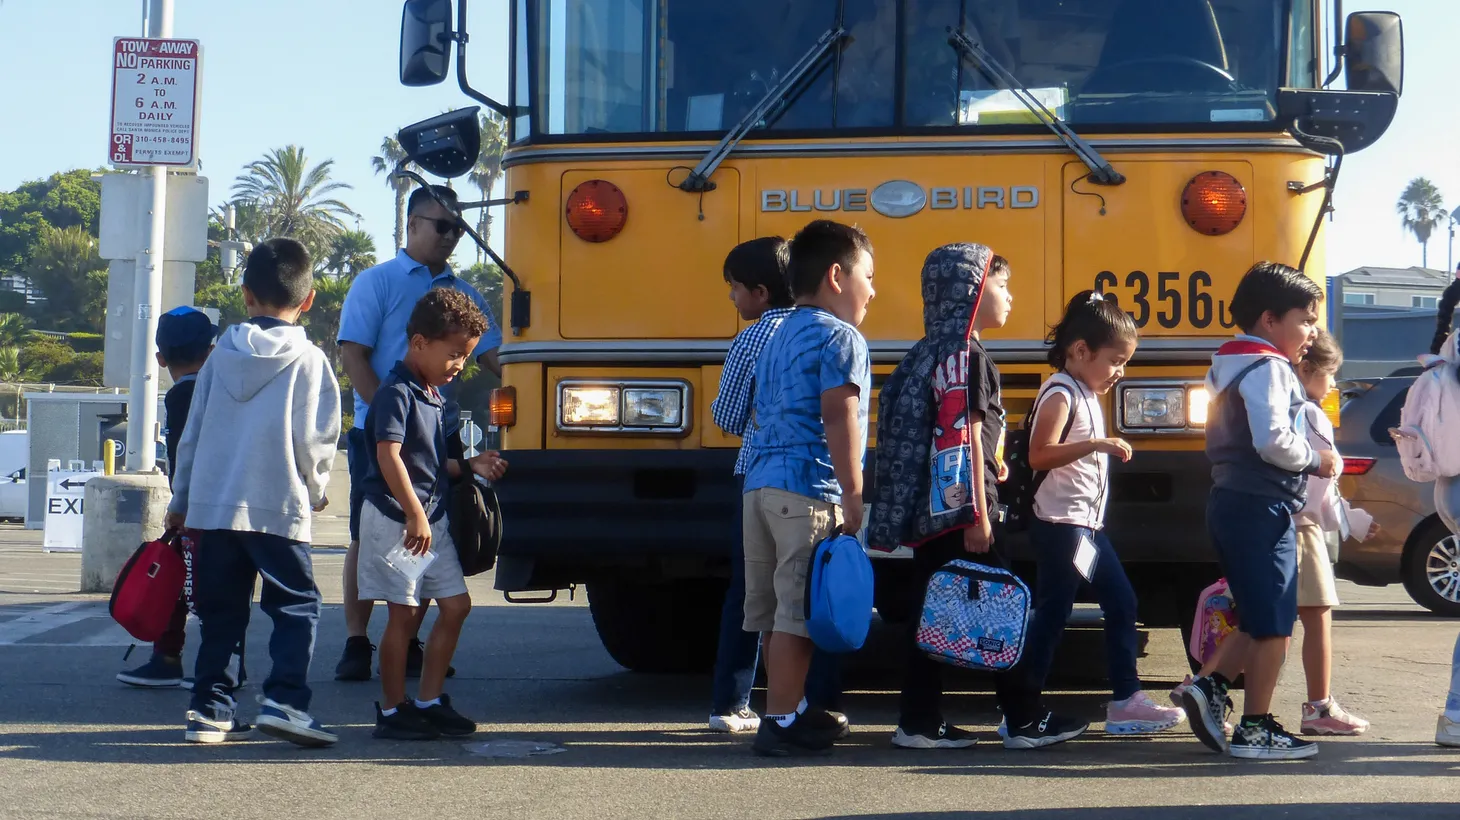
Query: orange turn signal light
565 179 628 242
489 386 517 427
1181 171 1247 236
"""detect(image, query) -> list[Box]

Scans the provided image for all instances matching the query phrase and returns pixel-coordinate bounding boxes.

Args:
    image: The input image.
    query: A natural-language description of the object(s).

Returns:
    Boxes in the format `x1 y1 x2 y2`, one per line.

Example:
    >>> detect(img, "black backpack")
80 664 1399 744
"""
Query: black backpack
1000 381 1077 533
449 476 503 577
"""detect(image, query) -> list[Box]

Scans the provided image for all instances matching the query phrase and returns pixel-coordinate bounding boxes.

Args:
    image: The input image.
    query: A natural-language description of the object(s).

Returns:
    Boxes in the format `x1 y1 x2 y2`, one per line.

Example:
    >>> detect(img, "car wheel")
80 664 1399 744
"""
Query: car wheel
1402 520 1460 617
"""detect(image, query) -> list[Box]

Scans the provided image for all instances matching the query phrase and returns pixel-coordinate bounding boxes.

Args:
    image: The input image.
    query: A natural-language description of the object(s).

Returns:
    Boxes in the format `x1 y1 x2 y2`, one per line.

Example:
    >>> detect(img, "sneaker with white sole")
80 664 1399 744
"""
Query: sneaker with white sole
1169 675 1194 706
1181 676 1232 753
1436 715 1460 748
1229 715 1318 760
1106 691 1186 734
709 706 761 734
256 697 337 747
1301 698 1369 736
1004 711 1088 750
184 709 253 743
892 722 977 750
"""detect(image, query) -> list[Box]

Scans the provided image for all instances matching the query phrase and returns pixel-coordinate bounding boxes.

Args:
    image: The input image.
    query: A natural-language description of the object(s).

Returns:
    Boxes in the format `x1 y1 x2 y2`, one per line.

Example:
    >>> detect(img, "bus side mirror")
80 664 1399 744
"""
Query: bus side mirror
400 0 454 87
397 107 482 179
1345 11 1403 96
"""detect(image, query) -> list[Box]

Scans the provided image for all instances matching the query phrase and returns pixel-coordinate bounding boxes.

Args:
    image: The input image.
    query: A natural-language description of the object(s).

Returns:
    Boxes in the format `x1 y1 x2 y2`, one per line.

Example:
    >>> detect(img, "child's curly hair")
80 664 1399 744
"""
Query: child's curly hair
407 287 489 342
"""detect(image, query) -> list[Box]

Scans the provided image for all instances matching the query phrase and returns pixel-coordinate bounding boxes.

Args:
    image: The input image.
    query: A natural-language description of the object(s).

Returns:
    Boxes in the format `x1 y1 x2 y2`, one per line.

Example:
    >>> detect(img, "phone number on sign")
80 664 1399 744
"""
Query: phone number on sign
130 136 192 144
1093 270 1237 330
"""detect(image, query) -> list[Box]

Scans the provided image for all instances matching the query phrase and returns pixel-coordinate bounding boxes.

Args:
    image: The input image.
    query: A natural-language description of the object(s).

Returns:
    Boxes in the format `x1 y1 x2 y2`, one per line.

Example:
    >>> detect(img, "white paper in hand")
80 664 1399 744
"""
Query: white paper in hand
1074 534 1099 582
383 538 436 582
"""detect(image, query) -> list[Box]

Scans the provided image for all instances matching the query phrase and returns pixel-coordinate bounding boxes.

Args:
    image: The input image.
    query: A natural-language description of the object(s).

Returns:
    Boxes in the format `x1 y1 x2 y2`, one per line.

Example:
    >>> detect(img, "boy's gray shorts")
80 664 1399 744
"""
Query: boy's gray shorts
356 503 468 607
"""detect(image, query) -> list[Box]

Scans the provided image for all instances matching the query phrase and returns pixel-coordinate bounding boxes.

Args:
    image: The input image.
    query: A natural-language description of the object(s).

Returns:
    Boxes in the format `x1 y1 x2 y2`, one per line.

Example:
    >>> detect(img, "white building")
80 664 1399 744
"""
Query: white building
1332 265 1456 311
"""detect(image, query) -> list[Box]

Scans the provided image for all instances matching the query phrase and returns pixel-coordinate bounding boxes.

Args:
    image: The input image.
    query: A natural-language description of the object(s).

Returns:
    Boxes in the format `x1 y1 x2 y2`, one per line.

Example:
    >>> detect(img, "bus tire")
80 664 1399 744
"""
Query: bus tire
587 579 723 674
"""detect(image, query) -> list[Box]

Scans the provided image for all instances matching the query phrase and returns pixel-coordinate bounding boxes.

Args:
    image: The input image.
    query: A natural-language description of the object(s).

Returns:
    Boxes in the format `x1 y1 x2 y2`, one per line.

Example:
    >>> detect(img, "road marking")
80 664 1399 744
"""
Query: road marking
0 601 97 644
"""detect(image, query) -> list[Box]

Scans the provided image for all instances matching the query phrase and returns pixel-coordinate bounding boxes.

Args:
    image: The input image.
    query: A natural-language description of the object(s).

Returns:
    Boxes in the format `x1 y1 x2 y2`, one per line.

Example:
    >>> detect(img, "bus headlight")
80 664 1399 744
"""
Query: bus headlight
557 380 690 433
1117 381 1208 433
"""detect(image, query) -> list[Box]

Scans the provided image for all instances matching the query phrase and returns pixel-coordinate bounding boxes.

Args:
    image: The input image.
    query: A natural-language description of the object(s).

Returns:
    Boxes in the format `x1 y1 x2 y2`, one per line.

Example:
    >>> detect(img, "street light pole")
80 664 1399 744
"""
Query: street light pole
125 0 174 472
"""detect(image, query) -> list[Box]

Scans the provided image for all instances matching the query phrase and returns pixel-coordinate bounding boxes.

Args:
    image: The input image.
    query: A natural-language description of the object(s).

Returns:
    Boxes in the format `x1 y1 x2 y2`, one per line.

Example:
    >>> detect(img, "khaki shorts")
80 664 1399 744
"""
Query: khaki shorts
742 487 842 638
1296 522 1340 608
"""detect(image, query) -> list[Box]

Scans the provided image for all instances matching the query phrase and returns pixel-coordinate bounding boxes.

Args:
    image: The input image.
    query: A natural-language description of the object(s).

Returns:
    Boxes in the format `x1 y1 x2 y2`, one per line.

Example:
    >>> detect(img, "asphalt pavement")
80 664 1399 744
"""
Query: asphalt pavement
0 458 1456 819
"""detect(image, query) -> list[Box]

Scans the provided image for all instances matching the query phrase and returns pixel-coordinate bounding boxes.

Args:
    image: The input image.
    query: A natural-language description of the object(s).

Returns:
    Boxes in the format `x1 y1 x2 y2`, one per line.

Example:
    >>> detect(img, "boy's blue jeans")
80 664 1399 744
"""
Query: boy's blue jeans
189 529 320 718
1023 519 1141 702
710 477 841 715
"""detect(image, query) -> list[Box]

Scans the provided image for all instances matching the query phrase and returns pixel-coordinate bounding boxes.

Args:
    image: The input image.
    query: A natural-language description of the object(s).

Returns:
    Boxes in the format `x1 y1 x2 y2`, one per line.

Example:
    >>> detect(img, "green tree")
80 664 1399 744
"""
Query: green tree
325 230 378 280
0 169 104 296
0 347 20 382
302 276 353 375
232 146 356 258
371 137 419 252
467 112 509 261
1397 177 1448 268
25 225 108 331
195 281 247 329
0 314 30 348
459 262 504 321
17 336 100 385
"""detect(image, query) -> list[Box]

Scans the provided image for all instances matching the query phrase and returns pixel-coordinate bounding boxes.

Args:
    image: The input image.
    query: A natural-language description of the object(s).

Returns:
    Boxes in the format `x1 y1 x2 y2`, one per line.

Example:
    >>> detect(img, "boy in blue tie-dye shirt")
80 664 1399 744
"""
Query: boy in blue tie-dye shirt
741 220 875 757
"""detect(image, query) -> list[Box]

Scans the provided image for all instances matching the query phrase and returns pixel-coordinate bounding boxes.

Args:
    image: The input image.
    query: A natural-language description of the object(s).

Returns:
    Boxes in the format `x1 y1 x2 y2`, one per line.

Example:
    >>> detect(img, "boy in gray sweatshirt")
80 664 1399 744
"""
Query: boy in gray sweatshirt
166 238 341 747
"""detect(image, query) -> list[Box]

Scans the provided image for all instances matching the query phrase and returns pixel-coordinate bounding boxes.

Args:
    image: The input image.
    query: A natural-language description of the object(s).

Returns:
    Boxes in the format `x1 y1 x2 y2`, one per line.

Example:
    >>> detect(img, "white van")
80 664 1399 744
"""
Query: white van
0 430 27 521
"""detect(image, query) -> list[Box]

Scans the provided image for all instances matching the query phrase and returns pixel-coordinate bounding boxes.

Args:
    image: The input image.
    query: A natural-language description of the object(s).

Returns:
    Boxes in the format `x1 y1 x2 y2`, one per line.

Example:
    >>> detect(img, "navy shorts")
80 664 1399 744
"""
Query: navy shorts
1206 487 1299 639
346 427 369 543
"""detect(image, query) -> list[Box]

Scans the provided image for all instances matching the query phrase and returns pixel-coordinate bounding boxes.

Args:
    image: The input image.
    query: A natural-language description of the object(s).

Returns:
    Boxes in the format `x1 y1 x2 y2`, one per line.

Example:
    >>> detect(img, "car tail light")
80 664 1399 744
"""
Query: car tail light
489 387 517 427
1342 457 1376 476
1181 171 1246 236
565 179 628 242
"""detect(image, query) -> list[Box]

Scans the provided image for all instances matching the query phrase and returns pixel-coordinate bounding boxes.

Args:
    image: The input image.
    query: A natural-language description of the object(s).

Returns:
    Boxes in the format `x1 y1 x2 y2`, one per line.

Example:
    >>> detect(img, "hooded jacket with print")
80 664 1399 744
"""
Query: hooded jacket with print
167 320 341 542
867 243 991 551
1204 334 1320 508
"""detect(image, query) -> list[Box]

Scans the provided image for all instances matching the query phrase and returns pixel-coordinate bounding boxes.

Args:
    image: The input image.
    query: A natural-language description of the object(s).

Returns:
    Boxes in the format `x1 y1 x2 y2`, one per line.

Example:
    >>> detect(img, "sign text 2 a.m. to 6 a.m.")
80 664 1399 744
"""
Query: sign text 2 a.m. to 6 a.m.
109 38 202 168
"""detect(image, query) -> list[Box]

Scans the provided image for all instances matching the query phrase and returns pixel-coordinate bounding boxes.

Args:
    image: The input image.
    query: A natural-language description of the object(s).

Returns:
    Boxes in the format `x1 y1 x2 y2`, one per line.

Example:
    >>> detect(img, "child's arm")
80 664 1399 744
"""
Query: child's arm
164 363 213 529
1028 390 1131 470
822 384 864 535
965 413 992 553
293 350 341 511
1237 362 1339 477
711 331 756 437
375 441 432 554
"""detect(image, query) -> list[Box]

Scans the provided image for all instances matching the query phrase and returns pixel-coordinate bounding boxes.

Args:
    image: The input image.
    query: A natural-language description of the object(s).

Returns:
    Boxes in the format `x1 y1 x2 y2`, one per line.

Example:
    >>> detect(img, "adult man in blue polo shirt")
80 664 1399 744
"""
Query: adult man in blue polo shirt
334 184 503 681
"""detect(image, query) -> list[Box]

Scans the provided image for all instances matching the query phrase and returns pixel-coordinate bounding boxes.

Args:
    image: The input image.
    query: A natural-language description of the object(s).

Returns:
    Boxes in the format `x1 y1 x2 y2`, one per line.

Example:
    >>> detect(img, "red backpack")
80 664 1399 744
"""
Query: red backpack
109 531 186 642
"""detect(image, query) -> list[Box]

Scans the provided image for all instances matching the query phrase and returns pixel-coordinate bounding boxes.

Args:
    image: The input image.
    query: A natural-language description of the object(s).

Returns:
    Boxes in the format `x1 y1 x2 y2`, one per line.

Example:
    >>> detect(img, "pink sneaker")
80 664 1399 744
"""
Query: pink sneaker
1301 699 1369 736
1106 691 1187 734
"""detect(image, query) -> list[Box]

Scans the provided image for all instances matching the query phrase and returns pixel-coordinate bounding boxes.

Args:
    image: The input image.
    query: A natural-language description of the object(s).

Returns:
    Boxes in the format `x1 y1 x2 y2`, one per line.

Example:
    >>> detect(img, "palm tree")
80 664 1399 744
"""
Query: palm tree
0 347 20 382
372 137 419 251
468 112 509 262
232 146 356 257
0 314 30 349
1396 177 1448 268
325 230 378 280
25 225 107 331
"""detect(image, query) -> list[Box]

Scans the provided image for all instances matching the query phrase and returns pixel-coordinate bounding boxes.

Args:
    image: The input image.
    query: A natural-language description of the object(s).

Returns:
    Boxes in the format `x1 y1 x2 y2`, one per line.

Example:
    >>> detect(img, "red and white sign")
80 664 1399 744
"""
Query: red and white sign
109 38 202 167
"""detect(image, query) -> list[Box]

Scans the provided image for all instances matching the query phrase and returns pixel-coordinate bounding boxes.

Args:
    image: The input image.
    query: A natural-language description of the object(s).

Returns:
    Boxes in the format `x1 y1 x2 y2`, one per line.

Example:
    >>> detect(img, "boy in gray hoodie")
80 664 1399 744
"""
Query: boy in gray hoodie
166 238 341 747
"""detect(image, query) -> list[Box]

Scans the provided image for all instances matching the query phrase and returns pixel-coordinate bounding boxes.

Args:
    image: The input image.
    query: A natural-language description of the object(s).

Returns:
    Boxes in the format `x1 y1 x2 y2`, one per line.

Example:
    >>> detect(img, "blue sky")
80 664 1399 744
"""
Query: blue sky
1 0 1456 277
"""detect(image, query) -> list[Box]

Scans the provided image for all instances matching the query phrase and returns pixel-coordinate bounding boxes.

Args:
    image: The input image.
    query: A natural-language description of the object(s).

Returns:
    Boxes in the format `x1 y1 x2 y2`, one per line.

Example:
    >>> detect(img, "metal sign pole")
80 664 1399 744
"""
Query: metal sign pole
125 0 174 472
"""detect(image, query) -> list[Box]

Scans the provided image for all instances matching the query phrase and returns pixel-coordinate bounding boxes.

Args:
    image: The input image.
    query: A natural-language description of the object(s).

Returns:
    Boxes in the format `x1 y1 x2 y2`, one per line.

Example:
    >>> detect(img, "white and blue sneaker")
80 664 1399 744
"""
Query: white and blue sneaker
256 697 337 747
185 709 253 743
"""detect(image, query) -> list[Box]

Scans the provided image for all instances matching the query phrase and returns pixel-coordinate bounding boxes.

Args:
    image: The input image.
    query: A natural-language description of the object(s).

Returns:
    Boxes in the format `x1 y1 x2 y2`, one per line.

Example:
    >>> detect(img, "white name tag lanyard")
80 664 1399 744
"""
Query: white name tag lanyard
1074 533 1099 582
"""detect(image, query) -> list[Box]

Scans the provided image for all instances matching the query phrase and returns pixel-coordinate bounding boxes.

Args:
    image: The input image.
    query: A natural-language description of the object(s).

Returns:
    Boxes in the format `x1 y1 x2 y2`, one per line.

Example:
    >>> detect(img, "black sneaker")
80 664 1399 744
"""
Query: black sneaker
751 716 836 757
1181 676 1232 753
1004 711 1089 750
117 654 183 688
335 636 374 682
798 707 852 742
372 701 442 741
892 722 978 749
184 709 254 744
418 693 477 737
1229 715 1318 760
405 638 455 679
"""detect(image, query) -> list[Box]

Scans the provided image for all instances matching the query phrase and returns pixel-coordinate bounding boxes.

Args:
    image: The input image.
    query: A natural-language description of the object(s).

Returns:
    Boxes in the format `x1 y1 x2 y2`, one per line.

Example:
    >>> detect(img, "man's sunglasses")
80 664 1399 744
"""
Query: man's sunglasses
414 215 465 237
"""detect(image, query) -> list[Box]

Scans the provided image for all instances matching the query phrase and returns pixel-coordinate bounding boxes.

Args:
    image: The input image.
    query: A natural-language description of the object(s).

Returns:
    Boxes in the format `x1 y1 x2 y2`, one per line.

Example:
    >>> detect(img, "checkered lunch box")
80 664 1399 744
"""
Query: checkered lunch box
915 559 1031 672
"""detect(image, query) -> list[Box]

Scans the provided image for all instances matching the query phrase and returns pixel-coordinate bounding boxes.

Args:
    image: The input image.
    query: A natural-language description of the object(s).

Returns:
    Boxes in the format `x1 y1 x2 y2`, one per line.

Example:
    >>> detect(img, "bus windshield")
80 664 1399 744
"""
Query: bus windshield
521 0 1315 138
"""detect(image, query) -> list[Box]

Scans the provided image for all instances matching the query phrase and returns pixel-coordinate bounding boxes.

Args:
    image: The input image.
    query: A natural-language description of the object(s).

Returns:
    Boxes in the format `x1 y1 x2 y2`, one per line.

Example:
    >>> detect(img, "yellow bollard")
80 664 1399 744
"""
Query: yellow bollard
103 439 115 476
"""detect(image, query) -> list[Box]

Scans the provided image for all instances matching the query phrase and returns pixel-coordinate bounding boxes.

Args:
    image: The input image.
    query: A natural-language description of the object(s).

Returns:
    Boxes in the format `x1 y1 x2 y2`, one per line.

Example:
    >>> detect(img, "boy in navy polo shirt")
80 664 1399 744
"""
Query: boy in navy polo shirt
1184 262 1341 760
741 219 875 757
358 288 507 740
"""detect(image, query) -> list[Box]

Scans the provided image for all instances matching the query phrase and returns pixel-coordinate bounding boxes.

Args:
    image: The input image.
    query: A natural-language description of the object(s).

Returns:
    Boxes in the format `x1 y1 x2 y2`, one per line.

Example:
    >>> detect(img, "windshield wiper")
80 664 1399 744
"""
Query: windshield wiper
947 27 1124 186
677 25 848 193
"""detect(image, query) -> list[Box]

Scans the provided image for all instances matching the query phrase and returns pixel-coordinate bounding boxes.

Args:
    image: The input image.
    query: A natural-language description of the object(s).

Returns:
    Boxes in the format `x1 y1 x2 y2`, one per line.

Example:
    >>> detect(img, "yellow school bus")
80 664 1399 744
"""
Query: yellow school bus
396 0 1402 671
